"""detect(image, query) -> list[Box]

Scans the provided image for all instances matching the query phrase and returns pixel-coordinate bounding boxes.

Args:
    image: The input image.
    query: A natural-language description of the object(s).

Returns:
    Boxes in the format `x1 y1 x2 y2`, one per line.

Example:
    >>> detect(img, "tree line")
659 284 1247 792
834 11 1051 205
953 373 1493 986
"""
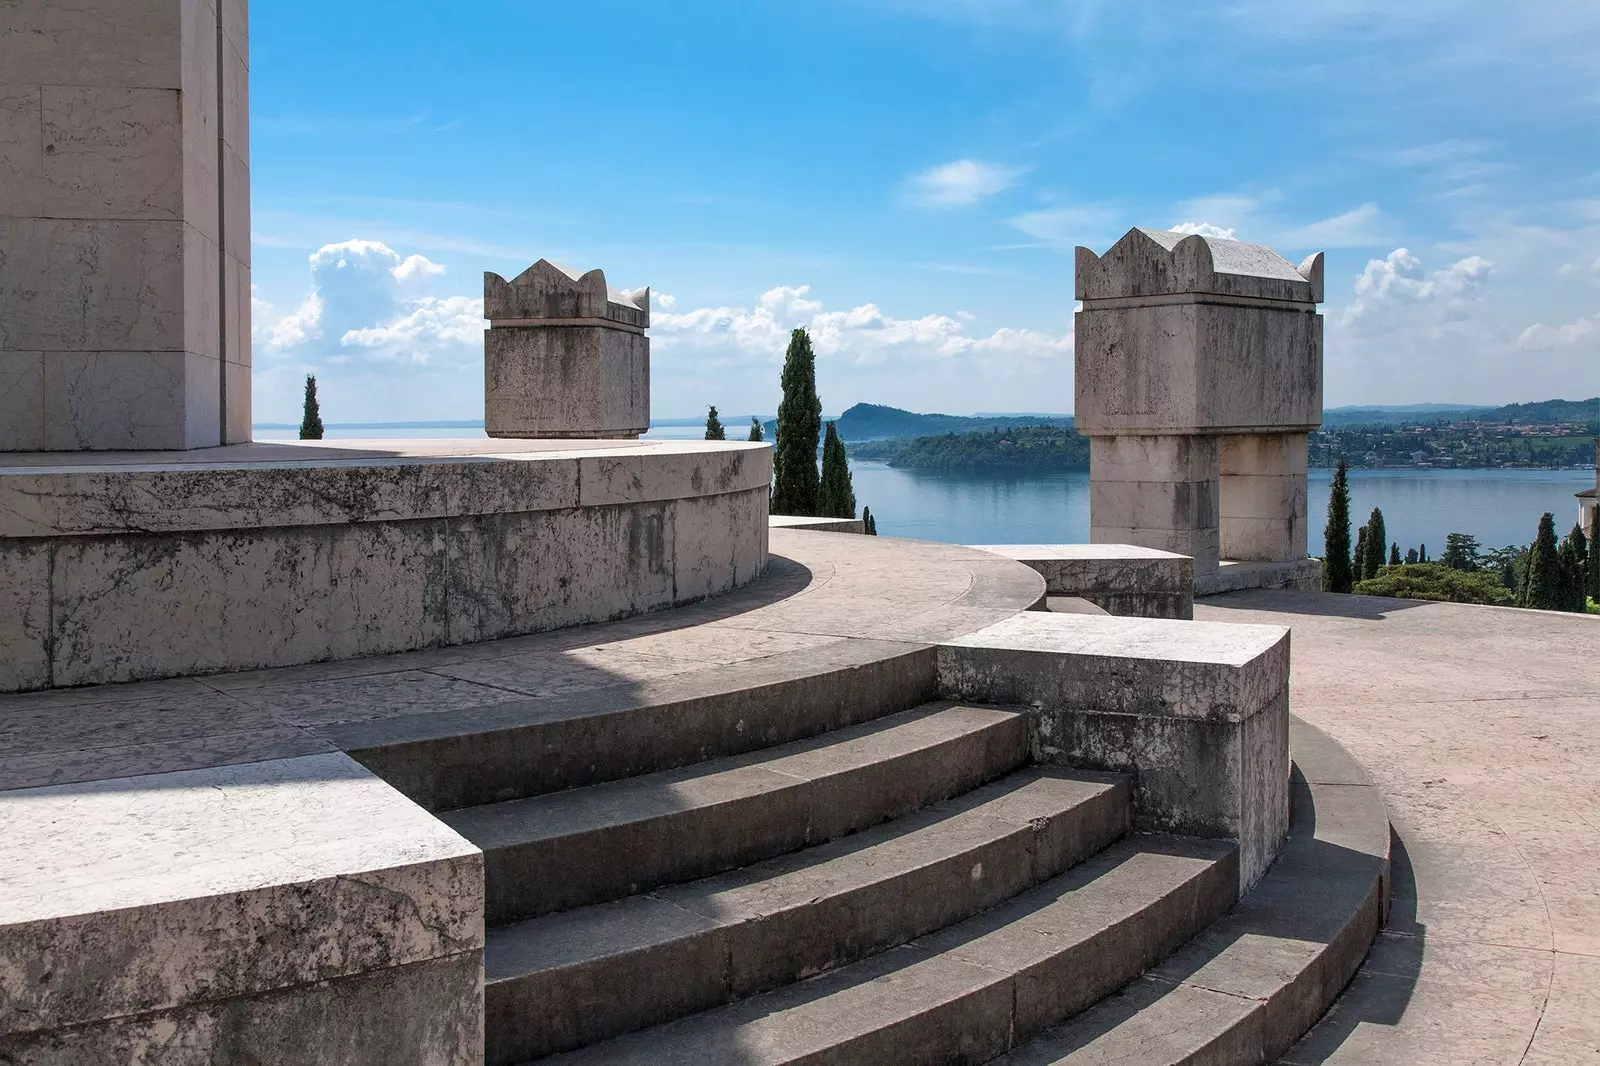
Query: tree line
1323 457 1597 612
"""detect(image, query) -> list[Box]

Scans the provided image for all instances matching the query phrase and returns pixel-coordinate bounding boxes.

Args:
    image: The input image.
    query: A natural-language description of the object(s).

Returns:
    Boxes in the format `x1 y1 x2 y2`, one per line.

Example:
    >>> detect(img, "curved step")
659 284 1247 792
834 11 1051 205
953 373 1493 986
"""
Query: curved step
534 835 1238 1066
344 638 941 812
485 768 1132 1064
992 718 1391 1065
443 702 1031 923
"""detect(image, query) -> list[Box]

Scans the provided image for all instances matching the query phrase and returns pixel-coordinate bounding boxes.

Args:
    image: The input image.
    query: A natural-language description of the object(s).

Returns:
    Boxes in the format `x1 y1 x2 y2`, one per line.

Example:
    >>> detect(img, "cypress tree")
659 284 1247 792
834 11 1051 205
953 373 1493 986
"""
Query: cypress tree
1389 543 1401 567
1323 458 1354 593
1521 512 1561 610
771 328 822 515
1362 508 1387 580
1589 510 1599 601
862 506 877 536
704 405 726 440
1405 547 1418 565
299 374 324 440
1420 543 1428 563
817 422 856 519
1560 523 1588 610
748 417 764 443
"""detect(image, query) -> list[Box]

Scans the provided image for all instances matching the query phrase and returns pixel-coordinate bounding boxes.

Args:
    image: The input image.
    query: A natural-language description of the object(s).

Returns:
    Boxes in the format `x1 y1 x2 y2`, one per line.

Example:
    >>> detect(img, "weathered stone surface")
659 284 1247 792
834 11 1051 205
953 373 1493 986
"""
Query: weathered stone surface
1196 557 1323 596
0 0 250 450
938 612 1291 889
0 953 483 1066
484 770 1128 1062
483 260 650 439
1076 228 1321 304
973 543 1194 619
1220 432 1309 563
0 752 481 1043
0 440 772 691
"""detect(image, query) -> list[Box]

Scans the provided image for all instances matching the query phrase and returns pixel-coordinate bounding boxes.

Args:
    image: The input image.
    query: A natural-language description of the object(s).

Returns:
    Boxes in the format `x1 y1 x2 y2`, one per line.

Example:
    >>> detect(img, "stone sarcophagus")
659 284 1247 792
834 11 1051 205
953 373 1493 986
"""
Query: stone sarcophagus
1075 229 1324 573
483 260 650 439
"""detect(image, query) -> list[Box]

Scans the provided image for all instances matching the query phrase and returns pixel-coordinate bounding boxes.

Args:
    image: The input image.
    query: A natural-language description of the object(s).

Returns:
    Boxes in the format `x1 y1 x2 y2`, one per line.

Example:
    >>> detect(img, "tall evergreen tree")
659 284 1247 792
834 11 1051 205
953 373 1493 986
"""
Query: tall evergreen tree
747 417 764 442
704 405 725 440
817 422 856 519
771 328 822 515
1405 547 1419 565
862 506 878 536
1323 458 1354 593
1589 510 1599 601
1559 523 1588 611
1352 526 1368 587
299 374 324 440
1389 543 1401 567
1362 508 1387 580
1520 512 1561 610
1419 543 1429 563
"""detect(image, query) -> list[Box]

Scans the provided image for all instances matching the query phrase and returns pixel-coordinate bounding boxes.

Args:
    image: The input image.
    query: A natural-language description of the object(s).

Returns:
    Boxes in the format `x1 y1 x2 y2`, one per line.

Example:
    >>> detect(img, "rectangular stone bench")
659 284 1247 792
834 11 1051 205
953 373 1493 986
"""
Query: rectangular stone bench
969 544 1194 620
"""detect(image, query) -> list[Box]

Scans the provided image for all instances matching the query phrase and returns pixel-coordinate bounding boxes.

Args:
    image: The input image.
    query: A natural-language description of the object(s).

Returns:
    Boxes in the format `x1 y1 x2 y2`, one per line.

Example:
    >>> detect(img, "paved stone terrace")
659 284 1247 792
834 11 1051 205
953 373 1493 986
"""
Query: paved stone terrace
1198 591 1600 1064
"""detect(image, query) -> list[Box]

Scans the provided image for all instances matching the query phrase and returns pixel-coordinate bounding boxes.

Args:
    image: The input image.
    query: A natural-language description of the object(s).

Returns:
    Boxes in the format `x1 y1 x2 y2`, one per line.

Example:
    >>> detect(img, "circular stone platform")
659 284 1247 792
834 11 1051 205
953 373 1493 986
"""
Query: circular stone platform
0 438 771 692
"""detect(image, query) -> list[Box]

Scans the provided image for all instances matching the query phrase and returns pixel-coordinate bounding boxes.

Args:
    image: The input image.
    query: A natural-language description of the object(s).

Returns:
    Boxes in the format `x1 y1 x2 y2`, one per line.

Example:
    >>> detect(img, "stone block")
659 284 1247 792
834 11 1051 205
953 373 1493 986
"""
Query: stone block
672 487 771 603
968 544 1194 620
0 751 483 1062
224 357 252 443
41 350 191 451
0 352 45 450
0 84 43 219
39 85 185 220
483 324 649 440
483 260 650 439
1088 434 1219 484
0 540 51 691
1076 227 1320 304
1091 523 1219 576
769 515 866 533
1075 301 1322 435
1089 478 1218 532
0 954 484 1066
0 216 186 353
0 0 185 88
937 613 1292 890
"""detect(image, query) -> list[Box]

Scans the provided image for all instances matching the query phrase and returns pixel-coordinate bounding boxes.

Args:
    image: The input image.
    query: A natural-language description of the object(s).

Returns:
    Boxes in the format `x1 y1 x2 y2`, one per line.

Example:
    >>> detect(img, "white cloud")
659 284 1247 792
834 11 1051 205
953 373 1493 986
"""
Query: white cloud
1169 221 1238 239
1285 203 1386 248
1007 205 1121 249
907 159 1025 208
1518 314 1597 350
260 239 482 366
653 284 1070 368
1342 247 1493 325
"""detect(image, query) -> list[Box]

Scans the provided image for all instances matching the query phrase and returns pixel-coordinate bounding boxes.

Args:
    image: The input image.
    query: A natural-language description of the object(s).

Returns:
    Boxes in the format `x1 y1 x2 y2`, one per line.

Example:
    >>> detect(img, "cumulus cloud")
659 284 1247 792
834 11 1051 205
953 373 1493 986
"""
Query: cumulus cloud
259 239 484 366
652 284 1071 368
1518 314 1597 350
1341 247 1493 325
1169 221 1238 239
906 159 1025 208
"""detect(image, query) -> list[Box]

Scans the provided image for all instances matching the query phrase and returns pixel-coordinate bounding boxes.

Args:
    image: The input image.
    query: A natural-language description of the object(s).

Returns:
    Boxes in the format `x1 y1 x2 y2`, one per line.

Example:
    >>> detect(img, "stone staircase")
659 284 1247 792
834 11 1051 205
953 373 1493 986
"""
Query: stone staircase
424 679 1271 1065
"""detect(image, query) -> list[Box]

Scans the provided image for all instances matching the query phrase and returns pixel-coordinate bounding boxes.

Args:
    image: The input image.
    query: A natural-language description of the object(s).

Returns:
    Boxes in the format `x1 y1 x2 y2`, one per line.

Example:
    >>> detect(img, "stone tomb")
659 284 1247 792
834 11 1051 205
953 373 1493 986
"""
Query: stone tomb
1075 228 1324 581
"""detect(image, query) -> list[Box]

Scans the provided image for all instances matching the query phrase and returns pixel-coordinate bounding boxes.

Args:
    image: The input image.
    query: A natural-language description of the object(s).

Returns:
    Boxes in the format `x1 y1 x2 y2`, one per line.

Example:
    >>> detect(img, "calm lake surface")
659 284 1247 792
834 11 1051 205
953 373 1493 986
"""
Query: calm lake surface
259 425 1593 551
851 464 1593 552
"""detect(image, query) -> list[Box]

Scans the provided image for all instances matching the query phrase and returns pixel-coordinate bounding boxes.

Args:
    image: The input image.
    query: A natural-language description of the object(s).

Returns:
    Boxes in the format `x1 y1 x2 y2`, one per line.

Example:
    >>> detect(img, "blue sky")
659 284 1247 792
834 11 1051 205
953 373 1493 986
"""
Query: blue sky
248 0 1600 423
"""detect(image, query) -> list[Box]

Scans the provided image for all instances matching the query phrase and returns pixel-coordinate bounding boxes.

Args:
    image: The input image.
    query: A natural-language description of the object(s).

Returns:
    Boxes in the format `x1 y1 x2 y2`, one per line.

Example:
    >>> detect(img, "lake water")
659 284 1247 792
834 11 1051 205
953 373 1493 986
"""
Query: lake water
851 464 1593 552
257 425 1593 551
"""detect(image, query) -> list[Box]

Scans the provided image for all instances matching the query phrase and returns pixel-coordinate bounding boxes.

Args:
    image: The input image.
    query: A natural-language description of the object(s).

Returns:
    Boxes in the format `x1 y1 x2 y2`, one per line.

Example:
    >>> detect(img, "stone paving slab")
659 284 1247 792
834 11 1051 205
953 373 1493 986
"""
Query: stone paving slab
1196 589 1600 1064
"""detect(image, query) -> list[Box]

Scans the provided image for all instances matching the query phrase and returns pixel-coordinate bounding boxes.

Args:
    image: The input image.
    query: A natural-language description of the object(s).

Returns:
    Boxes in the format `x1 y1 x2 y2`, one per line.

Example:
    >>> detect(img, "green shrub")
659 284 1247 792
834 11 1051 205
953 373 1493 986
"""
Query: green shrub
1354 563 1515 606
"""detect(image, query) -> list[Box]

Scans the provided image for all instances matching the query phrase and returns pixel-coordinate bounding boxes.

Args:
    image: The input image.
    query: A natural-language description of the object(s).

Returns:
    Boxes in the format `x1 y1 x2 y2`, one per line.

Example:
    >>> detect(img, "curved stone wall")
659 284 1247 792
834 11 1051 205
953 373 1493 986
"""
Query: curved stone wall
0 439 771 691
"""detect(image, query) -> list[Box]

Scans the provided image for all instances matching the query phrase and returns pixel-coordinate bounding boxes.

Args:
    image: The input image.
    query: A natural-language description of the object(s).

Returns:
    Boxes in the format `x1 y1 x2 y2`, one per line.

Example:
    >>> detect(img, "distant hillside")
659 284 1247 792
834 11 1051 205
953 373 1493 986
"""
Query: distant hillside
849 424 1089 473
1322 398 1598 428
830 403 1074 441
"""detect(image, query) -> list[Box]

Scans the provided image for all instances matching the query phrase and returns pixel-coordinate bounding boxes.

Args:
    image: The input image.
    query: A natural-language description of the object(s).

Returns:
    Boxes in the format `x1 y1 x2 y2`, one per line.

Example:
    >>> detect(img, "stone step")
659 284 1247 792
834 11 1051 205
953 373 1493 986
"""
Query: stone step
443 702 1031 924
996 720 1392 1066
344 639 941 812
485 767 1132 1064
531 835 1239 1066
